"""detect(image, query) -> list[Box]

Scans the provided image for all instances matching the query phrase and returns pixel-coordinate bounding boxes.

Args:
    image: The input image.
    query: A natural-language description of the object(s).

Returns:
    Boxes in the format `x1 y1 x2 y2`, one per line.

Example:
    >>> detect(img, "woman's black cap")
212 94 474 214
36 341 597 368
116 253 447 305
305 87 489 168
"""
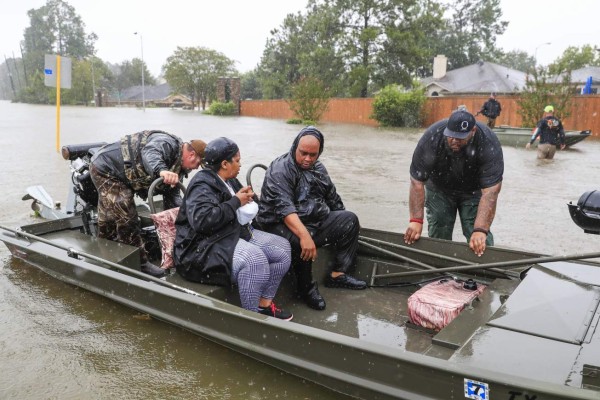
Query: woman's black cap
203 137 239 166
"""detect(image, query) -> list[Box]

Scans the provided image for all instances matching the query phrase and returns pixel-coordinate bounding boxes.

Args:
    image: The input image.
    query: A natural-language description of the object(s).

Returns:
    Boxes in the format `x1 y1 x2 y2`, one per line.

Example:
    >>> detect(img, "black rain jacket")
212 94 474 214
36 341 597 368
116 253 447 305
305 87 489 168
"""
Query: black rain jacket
173 169 248 286
256 126 344 229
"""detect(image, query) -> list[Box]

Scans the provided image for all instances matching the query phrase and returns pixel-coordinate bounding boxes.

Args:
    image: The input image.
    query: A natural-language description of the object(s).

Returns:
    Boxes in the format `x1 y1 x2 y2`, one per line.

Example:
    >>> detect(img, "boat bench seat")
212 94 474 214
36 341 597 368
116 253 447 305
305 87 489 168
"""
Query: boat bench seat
431 278 519 350
43 229 141 270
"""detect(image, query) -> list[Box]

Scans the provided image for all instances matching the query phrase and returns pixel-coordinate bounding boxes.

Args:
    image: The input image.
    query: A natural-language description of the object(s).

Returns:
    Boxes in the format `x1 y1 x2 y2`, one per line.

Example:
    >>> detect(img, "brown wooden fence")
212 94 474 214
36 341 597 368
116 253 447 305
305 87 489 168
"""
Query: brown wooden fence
240 95 600 137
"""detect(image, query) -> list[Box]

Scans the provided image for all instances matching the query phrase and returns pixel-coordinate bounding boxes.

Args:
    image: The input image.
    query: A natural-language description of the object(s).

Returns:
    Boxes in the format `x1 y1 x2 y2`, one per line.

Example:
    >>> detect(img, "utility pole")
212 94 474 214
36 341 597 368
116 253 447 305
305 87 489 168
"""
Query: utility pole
91 57 96 106
19 44 28 85
3 54 16 98
12 52 22 91
134 32 145 111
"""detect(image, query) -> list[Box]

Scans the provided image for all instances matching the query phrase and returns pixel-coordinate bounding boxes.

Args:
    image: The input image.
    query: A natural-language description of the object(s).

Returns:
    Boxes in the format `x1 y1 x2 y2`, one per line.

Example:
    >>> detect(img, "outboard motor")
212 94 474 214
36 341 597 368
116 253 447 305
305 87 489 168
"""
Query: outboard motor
61 142 106 211
568 190 600 234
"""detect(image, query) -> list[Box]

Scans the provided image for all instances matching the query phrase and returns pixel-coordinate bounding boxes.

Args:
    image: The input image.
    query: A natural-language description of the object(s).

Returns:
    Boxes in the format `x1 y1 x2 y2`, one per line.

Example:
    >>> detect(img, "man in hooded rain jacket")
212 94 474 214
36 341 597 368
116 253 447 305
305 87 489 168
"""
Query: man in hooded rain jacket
256 126 367 311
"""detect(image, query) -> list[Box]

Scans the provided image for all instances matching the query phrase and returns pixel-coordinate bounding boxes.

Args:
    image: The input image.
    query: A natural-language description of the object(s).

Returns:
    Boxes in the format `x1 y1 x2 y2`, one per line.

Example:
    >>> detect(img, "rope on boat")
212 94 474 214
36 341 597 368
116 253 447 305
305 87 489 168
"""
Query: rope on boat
0 224 202 298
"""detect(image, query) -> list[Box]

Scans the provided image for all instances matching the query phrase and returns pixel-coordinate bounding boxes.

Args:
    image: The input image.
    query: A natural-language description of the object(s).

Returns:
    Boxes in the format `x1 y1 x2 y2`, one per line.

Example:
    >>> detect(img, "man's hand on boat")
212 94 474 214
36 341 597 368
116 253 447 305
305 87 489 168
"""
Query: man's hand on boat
159 170 180 187
404 222 422 244
469 232 487 257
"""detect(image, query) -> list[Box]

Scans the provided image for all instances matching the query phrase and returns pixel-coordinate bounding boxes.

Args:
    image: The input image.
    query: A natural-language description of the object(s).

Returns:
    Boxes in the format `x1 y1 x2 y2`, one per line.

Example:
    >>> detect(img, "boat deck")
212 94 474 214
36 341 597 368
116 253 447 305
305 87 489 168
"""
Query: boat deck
160 245 520 361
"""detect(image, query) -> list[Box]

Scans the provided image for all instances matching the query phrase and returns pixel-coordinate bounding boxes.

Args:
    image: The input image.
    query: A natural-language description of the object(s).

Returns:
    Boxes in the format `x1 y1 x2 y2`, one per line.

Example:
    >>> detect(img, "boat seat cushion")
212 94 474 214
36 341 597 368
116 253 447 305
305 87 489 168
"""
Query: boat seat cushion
150 207 179 269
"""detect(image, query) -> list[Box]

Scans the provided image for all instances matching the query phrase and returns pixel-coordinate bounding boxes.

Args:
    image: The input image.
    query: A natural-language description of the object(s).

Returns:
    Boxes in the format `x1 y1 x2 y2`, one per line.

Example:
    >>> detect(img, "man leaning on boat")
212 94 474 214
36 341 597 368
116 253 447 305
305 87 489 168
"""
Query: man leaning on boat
404 110 504 257
256 126 367 311
89 130 206 278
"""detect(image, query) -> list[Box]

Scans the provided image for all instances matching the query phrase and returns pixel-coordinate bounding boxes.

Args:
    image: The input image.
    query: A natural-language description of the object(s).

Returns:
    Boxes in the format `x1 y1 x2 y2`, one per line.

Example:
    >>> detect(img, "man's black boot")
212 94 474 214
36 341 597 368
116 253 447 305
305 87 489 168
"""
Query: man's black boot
140 261 166 278
302 281 326 310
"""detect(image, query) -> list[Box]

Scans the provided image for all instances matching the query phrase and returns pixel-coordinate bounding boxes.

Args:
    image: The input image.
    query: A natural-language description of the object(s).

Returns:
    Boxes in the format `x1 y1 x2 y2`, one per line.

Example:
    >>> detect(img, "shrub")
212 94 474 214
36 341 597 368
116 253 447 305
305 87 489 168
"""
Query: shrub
286 118 303 124
371 85 427 128
206 101 237 116
516 66 577 127
286 76 330 123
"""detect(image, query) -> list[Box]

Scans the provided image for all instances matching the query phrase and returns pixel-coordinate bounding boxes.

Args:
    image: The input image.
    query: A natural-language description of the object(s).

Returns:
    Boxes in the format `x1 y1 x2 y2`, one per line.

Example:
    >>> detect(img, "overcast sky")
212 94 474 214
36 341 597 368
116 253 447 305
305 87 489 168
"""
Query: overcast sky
1 0 599 78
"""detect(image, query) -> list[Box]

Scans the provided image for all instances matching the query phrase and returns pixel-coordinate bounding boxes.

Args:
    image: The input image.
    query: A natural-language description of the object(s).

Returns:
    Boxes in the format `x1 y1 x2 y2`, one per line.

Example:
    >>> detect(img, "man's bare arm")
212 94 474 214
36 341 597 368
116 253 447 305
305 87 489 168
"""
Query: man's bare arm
404 177 425 244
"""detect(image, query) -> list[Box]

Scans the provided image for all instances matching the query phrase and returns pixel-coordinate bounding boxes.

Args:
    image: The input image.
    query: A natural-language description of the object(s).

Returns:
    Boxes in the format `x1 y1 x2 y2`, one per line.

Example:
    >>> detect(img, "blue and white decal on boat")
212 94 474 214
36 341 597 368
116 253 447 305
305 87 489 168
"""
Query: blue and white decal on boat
464 378 489 400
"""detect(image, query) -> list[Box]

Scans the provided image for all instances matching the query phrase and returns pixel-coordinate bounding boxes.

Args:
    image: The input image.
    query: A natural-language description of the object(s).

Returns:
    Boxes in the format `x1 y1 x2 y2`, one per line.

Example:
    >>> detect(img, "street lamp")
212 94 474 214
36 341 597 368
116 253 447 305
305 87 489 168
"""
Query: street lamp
534 42 551 67
134 32 145 112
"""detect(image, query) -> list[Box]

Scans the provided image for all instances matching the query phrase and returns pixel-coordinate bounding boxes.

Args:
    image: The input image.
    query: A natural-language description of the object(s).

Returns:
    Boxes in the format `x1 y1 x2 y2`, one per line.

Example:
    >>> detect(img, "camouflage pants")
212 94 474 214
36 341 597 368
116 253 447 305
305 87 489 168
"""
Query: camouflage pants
90 164 148 262
486 117 496 129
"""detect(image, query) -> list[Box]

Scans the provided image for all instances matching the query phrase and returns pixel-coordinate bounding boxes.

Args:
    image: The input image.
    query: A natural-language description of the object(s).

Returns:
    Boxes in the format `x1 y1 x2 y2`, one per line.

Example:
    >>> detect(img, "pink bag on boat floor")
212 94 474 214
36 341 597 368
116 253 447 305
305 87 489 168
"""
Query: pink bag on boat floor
408 279 487 331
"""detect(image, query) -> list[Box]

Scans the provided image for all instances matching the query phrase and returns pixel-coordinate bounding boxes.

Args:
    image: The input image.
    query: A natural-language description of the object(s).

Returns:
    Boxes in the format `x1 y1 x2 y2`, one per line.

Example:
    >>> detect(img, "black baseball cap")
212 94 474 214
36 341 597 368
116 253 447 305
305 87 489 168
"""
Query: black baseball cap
443 110 476 139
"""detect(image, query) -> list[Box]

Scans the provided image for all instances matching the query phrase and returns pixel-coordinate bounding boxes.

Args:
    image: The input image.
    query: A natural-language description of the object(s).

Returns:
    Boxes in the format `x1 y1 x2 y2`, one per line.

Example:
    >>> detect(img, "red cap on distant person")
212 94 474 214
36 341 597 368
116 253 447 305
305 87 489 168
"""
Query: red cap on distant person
443 110 476 139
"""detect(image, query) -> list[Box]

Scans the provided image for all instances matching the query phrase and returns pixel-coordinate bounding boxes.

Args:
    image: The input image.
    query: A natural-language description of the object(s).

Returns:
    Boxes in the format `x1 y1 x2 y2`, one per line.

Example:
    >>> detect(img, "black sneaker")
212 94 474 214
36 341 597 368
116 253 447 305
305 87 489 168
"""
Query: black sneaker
258 303 293 321
325 274 367 290
140 261 166 278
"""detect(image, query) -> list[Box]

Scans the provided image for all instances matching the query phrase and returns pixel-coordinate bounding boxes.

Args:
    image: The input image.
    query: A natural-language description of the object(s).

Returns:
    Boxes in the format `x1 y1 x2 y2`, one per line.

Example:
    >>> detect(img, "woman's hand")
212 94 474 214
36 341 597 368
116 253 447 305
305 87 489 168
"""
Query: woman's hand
235 186 255 206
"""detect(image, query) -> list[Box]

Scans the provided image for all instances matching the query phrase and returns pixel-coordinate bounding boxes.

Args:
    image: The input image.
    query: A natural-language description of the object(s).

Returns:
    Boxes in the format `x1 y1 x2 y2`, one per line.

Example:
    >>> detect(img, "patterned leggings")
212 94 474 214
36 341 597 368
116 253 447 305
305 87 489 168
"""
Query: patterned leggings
231 229 291 312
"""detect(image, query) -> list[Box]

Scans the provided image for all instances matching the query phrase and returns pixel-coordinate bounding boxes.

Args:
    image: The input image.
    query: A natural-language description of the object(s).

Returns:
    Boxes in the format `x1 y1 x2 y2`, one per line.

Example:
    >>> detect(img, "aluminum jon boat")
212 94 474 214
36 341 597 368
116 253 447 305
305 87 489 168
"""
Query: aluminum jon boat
1 143 599 400
493 125 592 148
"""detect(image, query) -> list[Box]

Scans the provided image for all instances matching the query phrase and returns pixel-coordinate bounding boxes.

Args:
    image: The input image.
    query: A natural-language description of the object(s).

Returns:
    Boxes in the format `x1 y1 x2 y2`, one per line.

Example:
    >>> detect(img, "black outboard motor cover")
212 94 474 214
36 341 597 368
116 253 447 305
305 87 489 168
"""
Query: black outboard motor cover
61 142 107 161
568 190 600 234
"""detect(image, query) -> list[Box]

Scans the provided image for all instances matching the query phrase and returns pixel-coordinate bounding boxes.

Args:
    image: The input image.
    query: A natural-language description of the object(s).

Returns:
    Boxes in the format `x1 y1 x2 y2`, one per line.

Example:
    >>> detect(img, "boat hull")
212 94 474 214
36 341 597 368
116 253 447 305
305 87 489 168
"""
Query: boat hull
1 221 599 400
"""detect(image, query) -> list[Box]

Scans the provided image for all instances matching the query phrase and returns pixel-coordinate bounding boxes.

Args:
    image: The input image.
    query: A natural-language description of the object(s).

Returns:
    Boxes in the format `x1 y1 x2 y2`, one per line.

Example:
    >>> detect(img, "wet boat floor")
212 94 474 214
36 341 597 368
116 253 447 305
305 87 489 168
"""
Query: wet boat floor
162 258 448 359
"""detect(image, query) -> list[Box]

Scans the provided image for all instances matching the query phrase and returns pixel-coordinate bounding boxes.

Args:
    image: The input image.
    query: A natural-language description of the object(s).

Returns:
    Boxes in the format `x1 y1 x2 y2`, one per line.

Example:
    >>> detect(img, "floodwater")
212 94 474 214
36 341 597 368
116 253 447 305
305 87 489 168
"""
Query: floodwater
0 101 599 399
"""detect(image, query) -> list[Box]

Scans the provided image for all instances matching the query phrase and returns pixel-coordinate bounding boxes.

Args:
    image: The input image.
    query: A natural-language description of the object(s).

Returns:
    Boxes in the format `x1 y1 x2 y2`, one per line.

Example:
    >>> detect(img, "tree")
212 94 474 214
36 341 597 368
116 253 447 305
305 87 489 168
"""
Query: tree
106 59 155 103
548 45 600 74
496 50 535 72
287 76 331 122
240 69 263 100
163 46 237 110
375 1 445 84
258 0 448 98
60 57 112 105
132 58 156 86
20 0 97 103
257 12 307 99
516 66 577 127
438 0 508 70
310 0 410 97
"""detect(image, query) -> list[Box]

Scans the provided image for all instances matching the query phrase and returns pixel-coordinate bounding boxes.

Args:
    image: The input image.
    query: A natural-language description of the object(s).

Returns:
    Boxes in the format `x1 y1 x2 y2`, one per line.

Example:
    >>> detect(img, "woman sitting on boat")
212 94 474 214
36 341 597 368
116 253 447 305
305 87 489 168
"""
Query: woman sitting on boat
173 137 293 320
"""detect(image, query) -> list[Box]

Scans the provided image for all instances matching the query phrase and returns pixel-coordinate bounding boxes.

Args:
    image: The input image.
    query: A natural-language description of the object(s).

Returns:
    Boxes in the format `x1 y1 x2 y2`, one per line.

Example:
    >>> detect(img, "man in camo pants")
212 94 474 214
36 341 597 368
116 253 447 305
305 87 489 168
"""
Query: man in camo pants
90 130 206 277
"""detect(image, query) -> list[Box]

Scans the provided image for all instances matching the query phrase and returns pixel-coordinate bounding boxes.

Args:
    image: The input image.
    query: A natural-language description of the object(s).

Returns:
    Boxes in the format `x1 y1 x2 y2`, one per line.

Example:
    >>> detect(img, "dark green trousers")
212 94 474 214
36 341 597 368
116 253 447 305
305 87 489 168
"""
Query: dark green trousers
425 187 494 246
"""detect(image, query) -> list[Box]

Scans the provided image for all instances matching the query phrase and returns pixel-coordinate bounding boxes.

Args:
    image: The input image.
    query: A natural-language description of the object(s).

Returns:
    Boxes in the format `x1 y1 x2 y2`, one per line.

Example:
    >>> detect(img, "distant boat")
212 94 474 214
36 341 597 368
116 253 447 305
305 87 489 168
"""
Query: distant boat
492 125 592 148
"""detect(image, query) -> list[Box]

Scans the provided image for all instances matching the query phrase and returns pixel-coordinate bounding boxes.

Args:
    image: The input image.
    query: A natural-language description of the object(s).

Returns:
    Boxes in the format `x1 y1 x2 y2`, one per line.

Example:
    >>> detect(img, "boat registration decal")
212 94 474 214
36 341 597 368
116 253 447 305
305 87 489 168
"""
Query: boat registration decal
464 378 489 400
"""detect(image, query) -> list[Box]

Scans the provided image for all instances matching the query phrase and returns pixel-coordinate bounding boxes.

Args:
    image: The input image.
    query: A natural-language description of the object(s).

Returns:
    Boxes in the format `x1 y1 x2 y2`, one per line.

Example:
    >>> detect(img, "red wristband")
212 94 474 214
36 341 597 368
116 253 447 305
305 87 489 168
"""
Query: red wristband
410 218 423 224
472 227 489 236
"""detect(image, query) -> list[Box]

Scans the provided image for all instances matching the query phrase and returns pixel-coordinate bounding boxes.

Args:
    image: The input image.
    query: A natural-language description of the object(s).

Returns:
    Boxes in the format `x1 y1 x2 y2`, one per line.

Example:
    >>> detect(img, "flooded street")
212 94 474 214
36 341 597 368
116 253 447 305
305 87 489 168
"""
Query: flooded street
1 101 599 399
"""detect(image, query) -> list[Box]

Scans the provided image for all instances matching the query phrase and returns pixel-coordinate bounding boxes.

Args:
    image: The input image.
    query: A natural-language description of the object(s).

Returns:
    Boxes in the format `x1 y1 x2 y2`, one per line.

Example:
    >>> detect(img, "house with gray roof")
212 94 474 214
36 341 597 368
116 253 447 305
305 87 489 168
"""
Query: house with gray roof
421 55 528 96
564 66 600 94
105 82 192 108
